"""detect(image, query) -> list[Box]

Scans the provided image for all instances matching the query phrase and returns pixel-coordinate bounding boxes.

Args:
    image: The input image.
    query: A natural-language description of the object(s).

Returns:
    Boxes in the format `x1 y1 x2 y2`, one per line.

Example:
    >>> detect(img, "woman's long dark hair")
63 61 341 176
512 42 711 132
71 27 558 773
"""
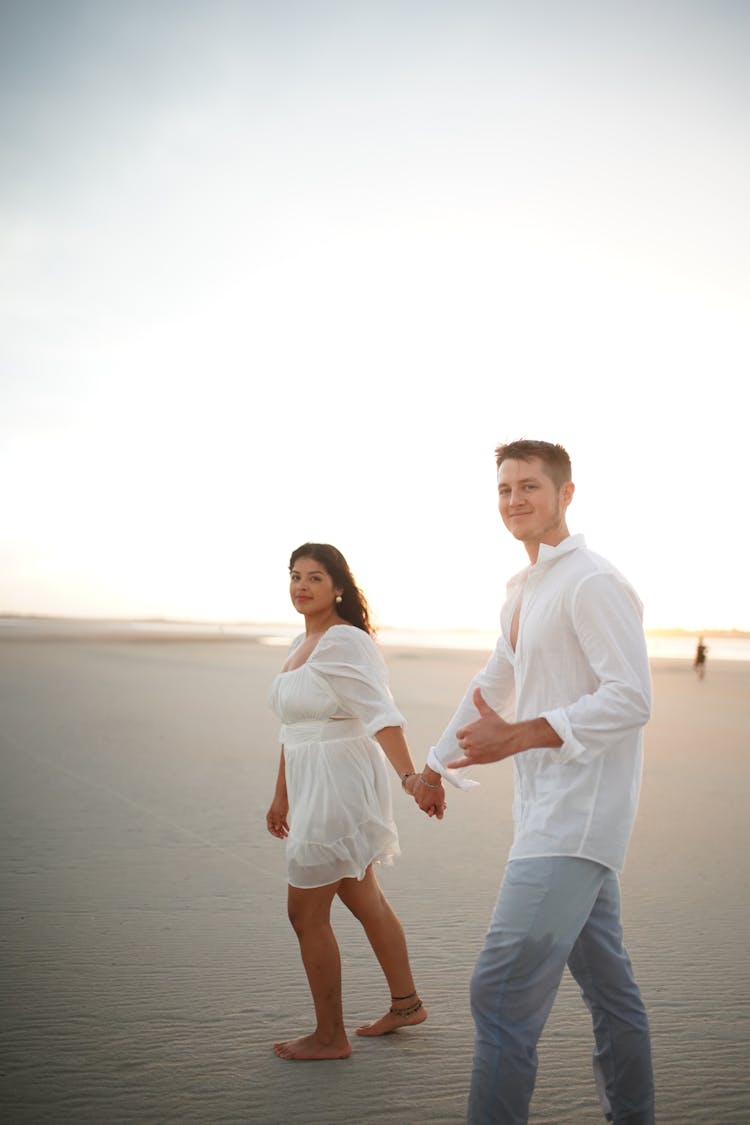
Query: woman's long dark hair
289 543 373 635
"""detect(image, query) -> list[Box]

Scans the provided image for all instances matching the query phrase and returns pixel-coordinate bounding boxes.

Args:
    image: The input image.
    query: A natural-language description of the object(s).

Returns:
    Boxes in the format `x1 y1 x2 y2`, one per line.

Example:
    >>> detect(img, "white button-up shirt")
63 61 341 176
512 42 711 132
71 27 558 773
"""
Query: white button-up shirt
427 535 651 872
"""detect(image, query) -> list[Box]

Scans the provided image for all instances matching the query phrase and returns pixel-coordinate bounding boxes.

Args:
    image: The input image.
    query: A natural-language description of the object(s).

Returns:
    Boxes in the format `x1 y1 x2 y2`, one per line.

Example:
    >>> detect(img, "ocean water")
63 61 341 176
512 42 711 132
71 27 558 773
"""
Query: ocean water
256 623 750 663
643 633 750 662
2 617 749 661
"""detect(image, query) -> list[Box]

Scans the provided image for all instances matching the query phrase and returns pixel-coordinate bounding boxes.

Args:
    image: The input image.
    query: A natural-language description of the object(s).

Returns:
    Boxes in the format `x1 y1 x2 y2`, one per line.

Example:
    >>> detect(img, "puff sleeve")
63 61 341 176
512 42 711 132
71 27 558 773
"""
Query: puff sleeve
308 626 406 736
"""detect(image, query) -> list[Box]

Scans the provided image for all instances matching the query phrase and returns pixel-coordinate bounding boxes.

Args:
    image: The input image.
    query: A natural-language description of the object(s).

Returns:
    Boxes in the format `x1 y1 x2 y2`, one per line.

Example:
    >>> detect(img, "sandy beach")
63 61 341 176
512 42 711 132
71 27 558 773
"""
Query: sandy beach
1 627 748 1124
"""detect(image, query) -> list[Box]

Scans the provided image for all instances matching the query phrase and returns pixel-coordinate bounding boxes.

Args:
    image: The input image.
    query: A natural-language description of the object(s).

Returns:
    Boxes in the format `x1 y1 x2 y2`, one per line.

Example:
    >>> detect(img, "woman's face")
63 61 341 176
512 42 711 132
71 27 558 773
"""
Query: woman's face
289 557 342 616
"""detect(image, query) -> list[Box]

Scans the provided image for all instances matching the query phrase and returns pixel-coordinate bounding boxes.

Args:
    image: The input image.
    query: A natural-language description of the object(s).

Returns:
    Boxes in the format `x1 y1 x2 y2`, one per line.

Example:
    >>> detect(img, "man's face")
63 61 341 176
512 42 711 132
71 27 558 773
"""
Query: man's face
497 456 572 549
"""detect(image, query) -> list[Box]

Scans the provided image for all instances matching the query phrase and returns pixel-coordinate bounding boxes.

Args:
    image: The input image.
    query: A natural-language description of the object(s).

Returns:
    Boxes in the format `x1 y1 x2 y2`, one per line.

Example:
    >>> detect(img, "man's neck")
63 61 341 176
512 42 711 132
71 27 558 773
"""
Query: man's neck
524 527 570 565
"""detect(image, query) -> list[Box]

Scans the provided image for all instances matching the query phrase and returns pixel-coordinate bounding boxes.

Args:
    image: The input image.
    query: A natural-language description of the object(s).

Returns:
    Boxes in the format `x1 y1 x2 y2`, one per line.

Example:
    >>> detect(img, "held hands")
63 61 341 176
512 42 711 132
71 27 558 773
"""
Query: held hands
266 798 289 839
448 688 517 768
406 768 447 820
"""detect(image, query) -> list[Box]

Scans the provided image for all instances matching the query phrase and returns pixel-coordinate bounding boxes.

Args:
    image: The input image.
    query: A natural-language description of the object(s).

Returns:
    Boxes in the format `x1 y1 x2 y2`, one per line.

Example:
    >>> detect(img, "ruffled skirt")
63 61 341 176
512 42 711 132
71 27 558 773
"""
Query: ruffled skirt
282 720 400 889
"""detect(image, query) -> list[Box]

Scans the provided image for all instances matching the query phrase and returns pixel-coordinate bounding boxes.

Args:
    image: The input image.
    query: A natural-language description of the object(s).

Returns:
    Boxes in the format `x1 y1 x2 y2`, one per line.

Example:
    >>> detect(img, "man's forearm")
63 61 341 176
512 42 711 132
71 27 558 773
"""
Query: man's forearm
450 699 564 769
512 716 562 753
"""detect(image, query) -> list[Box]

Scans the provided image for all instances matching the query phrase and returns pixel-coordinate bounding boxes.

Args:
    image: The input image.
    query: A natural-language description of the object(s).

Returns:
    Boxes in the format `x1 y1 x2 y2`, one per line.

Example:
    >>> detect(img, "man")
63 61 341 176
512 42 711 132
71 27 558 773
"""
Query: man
412 440 655 1125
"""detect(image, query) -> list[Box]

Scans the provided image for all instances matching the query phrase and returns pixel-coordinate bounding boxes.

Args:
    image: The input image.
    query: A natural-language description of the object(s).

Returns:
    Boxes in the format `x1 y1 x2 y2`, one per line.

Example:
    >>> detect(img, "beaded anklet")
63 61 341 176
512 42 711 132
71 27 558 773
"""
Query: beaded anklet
389 991 423 1018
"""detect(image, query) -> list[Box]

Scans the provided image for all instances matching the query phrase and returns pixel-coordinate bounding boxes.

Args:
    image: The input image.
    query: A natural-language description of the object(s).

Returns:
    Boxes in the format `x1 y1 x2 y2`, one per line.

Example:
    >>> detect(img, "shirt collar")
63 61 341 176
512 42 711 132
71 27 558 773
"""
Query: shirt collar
508 534 586 589
536 533 585 566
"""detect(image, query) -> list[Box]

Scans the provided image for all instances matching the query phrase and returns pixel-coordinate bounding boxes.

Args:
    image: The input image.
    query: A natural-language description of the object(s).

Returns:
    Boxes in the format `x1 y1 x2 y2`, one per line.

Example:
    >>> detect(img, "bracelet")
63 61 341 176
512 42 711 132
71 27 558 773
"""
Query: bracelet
400 771 416 790
416 773 442 790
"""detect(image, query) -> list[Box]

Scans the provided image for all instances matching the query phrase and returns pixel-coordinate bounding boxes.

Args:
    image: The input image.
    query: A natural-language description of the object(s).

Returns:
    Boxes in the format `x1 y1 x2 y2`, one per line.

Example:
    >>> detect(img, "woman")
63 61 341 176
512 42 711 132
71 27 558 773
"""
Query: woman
266 542 435 1060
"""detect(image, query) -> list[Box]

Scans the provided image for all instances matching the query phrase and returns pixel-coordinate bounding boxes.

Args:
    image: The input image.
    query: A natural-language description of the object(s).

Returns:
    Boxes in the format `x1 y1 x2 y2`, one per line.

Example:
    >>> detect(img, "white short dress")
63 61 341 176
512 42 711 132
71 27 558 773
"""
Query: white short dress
270 624 405 889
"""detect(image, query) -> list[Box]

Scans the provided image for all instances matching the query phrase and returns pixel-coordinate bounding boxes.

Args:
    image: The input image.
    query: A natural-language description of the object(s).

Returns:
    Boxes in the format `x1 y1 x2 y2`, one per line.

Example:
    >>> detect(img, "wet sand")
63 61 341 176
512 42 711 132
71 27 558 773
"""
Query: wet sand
1 629 748 1123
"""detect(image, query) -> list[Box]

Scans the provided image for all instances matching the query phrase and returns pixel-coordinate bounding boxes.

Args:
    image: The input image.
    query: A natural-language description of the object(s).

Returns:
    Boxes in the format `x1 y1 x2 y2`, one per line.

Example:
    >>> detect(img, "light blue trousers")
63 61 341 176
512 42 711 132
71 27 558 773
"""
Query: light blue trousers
468 857 654 1125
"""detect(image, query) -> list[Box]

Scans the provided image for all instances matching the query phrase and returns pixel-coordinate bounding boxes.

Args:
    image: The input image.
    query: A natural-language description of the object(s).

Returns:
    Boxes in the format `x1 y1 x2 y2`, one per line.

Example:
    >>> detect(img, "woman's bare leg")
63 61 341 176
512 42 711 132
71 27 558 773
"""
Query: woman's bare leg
273 881 352 1060
337 866 427 1037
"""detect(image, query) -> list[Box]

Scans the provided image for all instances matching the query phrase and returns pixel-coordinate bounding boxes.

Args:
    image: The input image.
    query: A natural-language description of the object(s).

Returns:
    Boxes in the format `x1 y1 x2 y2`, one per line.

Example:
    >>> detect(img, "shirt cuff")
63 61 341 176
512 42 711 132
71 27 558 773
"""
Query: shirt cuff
426 746 480 791
540 708 586 765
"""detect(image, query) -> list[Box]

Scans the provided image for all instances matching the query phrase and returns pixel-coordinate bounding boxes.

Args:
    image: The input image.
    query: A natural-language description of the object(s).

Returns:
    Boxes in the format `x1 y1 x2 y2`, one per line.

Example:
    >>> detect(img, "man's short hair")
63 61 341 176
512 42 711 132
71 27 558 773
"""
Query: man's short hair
495 440 572 489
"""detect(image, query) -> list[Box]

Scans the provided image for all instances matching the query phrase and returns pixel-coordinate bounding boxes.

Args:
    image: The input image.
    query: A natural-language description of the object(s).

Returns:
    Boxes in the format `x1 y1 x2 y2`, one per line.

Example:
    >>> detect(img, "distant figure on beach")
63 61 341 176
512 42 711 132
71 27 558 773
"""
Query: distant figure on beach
266 542 431 1061
694 636 708 680
410 440 655 1124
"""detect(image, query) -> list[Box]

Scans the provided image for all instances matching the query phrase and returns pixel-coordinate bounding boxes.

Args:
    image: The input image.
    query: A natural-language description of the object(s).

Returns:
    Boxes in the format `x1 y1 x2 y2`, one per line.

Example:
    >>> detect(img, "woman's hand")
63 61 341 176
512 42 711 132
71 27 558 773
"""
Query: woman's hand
266 798 290 839
412 769 447 820
401 772 419 797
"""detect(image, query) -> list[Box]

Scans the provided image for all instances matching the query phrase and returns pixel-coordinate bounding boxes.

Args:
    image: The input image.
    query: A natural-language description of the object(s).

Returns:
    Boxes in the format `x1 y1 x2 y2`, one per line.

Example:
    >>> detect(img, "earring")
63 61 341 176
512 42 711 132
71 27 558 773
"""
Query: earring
335 595 343 604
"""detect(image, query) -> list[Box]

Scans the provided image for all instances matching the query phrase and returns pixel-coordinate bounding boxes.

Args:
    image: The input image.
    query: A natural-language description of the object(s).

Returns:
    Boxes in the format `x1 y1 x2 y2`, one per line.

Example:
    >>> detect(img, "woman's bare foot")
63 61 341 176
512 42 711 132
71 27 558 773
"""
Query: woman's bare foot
273 1032 352 1060
356 999 427 1037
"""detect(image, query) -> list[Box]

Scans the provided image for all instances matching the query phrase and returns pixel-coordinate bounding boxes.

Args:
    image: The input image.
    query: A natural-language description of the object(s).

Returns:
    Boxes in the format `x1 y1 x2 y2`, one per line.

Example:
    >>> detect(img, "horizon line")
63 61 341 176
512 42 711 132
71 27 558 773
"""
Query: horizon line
1 612 748 640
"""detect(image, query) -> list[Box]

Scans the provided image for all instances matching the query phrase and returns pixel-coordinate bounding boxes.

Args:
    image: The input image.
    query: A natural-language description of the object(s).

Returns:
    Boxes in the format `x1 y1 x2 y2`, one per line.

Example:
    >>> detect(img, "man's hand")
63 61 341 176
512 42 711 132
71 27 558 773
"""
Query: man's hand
411 766 447 820
448 689 562 768
448 688 519 768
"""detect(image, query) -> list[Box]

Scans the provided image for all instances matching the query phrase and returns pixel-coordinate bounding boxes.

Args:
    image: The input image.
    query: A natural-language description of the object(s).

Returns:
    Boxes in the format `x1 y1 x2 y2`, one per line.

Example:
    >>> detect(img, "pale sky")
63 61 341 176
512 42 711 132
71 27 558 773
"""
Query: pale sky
2 0 749 632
